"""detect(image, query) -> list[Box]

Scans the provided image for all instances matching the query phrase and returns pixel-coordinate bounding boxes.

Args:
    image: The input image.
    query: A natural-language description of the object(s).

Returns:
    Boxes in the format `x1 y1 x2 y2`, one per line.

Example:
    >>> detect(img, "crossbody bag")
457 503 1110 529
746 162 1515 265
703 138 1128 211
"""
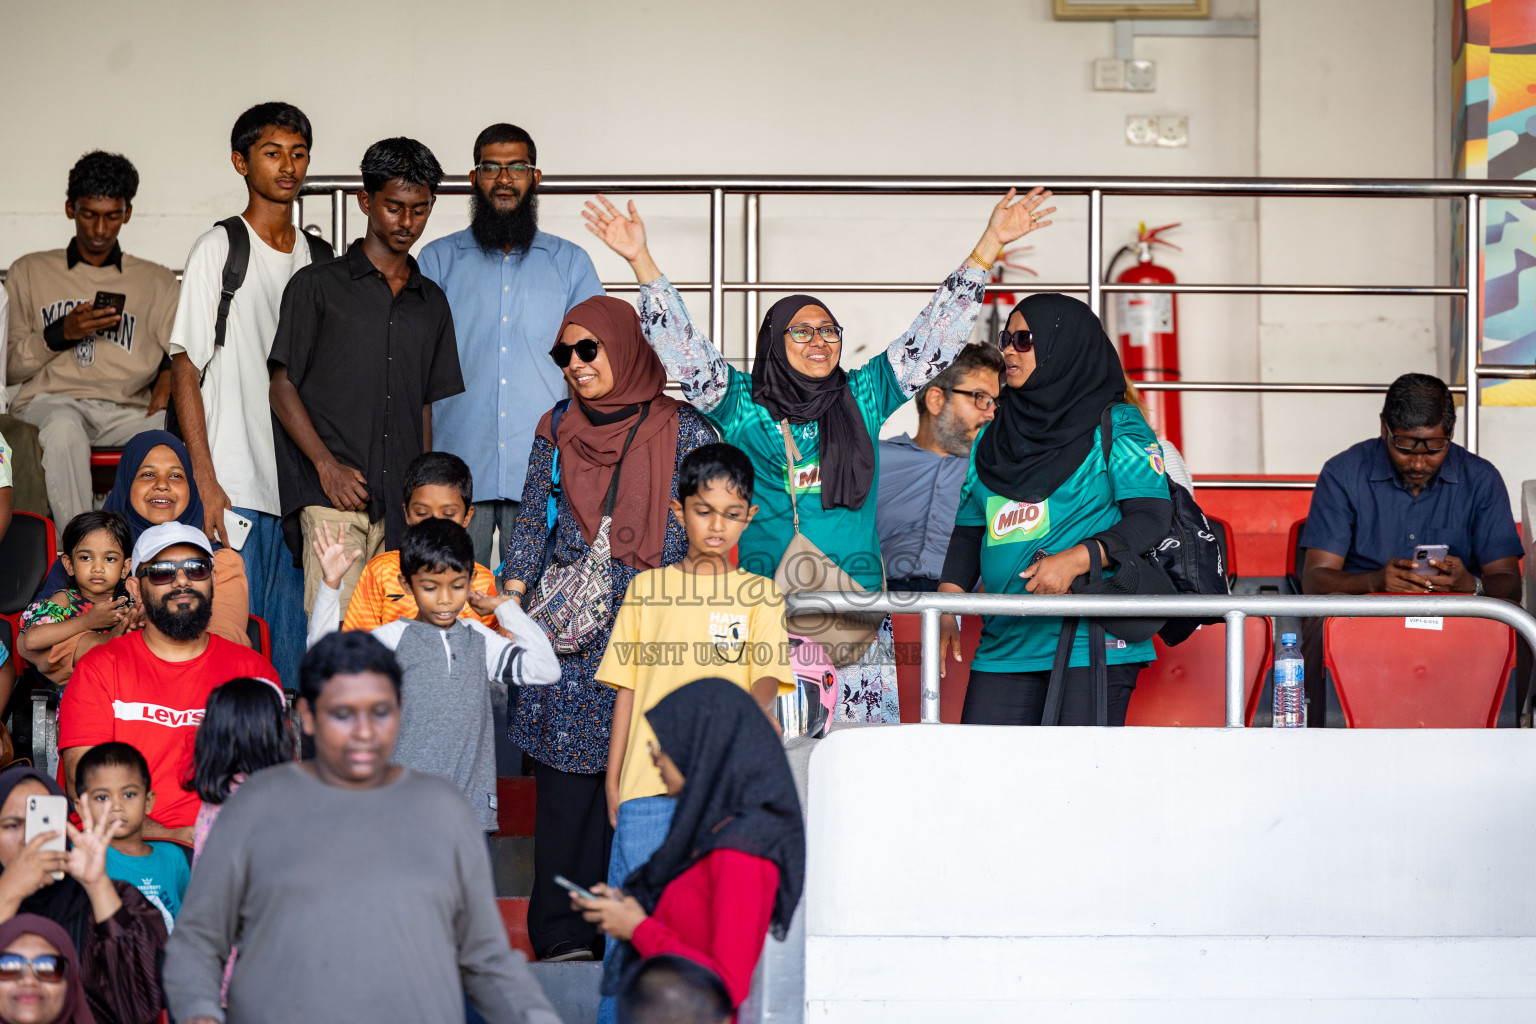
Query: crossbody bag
772 421 884 667
526 402 650 654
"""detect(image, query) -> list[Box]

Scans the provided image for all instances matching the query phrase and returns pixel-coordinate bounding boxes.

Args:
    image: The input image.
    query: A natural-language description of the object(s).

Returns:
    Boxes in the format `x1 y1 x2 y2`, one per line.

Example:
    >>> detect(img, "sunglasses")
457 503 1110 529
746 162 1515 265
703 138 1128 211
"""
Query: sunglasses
136 557 213 587
0 954 66 983
549 338 600 368
997 329 1035 353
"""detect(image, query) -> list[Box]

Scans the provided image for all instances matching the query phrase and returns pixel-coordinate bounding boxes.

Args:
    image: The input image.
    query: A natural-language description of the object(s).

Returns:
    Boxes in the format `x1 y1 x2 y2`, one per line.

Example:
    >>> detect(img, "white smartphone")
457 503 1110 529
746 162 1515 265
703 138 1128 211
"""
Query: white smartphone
24 795 67 881
222 508 253 552
553 874 600 902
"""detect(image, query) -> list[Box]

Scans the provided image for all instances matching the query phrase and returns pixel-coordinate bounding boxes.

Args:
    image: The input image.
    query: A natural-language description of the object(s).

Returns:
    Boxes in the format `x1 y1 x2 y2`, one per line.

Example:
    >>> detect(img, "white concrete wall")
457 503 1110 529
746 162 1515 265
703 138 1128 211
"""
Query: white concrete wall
805 725 1536 1021
0 0 1458 482
1256 0 1442 469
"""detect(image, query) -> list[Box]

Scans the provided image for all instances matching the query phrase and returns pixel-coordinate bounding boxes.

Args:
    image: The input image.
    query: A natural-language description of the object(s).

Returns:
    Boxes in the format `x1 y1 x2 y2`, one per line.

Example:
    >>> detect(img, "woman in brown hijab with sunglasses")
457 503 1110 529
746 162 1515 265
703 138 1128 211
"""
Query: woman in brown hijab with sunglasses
499 296 716 963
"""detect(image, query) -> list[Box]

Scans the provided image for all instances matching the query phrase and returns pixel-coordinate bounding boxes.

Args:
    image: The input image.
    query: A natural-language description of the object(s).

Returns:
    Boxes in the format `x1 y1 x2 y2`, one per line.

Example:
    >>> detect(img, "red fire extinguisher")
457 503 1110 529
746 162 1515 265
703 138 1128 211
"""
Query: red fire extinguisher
1111 222 1182 448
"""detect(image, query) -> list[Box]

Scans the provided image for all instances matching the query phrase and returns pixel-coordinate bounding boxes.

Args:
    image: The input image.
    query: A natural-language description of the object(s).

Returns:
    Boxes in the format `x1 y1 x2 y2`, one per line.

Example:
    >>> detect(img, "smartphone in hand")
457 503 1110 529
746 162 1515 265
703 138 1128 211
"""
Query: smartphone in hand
93 291 127 315
25 795 67 880
1412 544 1449 577
554 874 600 902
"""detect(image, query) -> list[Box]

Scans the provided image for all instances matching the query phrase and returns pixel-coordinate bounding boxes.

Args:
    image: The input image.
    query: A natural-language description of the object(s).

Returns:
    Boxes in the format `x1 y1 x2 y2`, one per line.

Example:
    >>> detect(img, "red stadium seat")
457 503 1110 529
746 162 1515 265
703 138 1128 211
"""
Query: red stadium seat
88 447 123 495
0 513 57 616
1285 517 1307 593
893 612 981 723
1324 605 1515 727
246 615 272 660
1126 616 1272 727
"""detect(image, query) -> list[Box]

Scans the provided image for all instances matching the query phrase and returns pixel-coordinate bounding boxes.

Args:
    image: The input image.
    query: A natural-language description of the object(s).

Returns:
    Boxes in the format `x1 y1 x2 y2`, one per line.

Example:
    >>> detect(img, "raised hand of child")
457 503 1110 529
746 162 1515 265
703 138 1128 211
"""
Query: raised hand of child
467 589 512 619
64 798 120 889
311 520 363 589
79 596 130 632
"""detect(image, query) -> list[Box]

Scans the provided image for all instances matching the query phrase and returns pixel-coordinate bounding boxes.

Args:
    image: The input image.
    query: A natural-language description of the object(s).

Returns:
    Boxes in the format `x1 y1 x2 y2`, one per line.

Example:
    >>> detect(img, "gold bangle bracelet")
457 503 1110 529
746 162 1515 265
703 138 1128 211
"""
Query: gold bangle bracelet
968 249 994 272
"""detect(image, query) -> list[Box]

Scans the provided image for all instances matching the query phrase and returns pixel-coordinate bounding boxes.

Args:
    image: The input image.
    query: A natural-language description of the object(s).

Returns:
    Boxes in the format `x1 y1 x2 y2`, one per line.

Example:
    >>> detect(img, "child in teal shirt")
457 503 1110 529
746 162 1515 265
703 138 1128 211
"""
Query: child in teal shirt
76 741 191 930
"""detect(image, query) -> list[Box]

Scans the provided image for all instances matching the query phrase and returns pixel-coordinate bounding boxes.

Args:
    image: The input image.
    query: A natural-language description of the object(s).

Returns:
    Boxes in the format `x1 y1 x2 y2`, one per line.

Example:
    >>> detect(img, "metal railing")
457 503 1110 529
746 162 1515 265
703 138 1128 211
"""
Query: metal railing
784 591 1536 727
294 173 1536 466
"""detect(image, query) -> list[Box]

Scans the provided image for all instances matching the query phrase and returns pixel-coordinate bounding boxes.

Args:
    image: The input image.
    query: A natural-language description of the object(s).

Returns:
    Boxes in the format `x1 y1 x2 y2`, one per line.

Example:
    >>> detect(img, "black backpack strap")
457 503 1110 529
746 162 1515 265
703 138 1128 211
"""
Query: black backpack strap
303 231 335 265
1043 541 1111 726
1100 404 1115 470
213 217 251 355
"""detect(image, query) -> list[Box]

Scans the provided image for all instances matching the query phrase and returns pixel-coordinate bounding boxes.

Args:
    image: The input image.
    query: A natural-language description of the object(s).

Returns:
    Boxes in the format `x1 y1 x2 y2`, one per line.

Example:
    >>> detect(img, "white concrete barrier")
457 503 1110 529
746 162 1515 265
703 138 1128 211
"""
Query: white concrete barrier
805 726 1536 1022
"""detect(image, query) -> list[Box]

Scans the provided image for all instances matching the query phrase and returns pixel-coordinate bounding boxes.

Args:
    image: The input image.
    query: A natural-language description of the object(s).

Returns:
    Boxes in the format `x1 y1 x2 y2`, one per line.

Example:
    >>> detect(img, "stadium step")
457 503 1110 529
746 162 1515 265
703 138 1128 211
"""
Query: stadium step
527 961 602 1023
497 897 534 958
497 775 536 837
499 898 604 1023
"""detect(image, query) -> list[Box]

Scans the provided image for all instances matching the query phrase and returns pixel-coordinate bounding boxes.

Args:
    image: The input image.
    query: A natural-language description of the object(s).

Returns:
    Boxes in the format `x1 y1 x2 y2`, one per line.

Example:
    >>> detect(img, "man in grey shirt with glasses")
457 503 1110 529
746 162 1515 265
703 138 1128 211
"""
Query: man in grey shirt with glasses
876 342 1005 591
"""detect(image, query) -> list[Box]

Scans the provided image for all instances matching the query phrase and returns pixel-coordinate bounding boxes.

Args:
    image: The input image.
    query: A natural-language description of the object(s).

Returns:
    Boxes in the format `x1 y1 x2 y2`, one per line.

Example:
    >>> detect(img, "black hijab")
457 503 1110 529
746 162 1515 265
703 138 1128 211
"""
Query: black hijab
974 293 1127 502
0 768 94 959
751 295 875 511
604 678 805 996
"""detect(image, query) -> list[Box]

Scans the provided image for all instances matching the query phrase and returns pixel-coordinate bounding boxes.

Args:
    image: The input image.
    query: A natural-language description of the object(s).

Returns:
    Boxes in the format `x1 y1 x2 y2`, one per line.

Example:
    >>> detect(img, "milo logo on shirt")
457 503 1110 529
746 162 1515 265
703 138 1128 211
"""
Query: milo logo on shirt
784 459 822 495
985 496 1050 545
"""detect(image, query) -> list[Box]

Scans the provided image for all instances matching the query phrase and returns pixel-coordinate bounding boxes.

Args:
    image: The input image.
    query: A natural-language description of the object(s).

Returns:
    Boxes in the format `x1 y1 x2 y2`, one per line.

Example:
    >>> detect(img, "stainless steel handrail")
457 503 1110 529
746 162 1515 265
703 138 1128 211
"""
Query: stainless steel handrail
784 591 1536 727
293 172 1529 456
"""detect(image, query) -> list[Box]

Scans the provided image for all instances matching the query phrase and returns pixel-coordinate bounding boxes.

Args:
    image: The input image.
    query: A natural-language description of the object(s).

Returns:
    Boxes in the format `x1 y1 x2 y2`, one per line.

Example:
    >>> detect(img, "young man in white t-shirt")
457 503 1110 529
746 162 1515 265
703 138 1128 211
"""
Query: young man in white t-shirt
168 101 330 690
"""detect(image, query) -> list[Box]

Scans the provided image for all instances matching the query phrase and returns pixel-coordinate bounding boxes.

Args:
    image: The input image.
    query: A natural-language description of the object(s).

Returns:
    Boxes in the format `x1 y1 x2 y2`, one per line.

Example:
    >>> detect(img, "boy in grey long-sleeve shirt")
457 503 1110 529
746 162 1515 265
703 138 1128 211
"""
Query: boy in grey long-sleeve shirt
164 763 561 1024
306 517 560 831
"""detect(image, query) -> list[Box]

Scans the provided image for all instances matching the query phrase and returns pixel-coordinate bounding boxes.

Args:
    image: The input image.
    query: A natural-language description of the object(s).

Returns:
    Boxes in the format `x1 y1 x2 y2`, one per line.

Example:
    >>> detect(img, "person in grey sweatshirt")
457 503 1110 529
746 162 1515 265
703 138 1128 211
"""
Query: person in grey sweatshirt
305 516 561 832
164 630 562 1024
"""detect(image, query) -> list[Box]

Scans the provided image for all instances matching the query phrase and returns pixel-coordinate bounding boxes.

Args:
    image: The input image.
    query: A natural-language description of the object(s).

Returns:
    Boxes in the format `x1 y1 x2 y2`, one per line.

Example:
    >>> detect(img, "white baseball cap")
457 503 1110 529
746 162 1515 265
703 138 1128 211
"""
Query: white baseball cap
131 522 215 575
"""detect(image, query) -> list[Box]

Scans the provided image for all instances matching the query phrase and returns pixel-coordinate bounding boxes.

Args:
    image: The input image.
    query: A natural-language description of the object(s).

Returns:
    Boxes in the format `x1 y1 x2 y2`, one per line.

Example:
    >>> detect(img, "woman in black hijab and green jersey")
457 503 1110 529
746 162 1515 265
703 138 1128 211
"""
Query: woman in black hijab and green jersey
938 293 1174 726
584 188 1055 723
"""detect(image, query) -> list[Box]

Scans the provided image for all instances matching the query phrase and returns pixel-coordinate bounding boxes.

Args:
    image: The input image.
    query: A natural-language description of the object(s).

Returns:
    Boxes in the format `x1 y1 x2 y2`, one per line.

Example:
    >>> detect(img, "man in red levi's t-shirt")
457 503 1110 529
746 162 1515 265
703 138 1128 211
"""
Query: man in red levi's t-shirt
59 523 276 843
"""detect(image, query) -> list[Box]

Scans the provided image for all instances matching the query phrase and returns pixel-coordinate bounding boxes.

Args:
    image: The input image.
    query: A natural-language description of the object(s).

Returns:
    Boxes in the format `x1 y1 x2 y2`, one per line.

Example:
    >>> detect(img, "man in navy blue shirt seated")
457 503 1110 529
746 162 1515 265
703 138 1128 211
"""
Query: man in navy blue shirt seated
1299 373 1522 721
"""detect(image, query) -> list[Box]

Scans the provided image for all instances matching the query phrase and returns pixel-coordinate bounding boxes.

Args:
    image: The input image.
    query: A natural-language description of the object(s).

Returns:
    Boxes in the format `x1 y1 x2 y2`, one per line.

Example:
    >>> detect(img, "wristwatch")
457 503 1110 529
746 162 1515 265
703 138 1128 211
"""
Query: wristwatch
1475 576 1485 597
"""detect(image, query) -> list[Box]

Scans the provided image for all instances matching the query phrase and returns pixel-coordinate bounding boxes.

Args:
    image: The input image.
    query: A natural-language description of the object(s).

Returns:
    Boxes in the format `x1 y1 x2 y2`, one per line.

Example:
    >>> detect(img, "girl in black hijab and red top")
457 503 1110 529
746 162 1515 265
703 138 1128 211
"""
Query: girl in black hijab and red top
573 677 804 1019
937 294 1173 726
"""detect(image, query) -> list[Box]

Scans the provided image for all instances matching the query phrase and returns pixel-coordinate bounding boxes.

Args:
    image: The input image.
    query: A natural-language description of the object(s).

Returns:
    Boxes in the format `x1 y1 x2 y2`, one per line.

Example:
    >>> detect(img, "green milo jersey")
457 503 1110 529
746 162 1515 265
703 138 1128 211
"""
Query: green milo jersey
703 360 905 591
957 403 1170 673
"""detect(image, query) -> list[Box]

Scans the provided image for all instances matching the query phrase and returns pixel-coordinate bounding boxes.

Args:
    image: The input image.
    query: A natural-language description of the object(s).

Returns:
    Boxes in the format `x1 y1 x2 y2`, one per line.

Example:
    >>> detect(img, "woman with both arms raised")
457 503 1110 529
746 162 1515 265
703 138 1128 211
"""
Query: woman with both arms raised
584 187 1054 722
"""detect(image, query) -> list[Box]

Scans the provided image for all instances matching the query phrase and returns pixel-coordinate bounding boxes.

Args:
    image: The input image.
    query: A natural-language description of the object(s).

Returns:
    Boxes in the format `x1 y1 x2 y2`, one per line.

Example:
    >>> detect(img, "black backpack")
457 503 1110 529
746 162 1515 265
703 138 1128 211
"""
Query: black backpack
1096 405 1230 647
164 217 334 439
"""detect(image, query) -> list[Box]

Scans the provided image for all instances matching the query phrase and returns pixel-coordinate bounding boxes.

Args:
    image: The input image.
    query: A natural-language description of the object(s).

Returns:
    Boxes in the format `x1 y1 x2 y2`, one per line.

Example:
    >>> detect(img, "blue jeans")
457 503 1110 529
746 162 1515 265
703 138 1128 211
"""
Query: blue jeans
597 795 677 1024
235 507 306 691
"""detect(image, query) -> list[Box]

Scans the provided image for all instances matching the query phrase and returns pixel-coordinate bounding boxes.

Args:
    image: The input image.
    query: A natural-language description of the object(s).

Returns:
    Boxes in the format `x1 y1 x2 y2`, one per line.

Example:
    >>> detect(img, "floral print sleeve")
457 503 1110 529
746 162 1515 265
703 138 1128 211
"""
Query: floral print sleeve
19 590 89 632
637 278 731 413
884 262 988 396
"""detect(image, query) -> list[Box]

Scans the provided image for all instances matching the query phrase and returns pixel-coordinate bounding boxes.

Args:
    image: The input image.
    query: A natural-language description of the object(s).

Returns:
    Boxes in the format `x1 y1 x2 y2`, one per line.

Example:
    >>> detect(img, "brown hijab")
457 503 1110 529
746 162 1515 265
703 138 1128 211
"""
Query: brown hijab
536 296 685 570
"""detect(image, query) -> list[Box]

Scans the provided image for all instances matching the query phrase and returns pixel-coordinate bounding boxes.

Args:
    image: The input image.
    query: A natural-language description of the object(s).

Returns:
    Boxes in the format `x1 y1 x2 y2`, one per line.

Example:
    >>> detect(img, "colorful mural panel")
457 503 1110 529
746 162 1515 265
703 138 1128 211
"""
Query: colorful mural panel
1453 0 1536 404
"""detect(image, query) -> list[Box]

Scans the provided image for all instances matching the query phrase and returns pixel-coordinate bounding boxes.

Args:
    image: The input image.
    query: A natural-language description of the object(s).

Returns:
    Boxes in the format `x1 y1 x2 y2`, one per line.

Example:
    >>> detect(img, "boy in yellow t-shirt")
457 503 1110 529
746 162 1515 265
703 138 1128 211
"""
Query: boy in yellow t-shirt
595 443 793 906
341 452 499 631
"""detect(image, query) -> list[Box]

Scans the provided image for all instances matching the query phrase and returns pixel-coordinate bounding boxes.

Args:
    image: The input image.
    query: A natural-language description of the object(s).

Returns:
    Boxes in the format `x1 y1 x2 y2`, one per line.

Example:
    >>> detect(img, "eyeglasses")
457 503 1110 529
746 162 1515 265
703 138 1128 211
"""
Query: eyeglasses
549 338 600 367
475 161 535 181
0 954 67 983
947 388 997 411
997 329 1035 353
136 557 213 586
1388 434 1451 454
784 324 843 345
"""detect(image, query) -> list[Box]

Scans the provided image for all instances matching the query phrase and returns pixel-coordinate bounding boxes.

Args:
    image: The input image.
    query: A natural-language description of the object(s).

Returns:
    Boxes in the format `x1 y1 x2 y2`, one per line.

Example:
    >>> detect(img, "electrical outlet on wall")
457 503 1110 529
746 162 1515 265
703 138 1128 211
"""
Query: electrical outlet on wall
1156 115 1189 147
1093 58 1126 90
1125 59 1157 92
1126 116 1158 146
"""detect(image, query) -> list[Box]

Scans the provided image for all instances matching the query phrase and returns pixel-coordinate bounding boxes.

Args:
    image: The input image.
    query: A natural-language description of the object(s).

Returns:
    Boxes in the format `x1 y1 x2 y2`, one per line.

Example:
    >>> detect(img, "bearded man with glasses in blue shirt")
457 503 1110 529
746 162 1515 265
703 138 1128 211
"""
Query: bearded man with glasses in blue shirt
1297 372 1522 722
419 123 604 569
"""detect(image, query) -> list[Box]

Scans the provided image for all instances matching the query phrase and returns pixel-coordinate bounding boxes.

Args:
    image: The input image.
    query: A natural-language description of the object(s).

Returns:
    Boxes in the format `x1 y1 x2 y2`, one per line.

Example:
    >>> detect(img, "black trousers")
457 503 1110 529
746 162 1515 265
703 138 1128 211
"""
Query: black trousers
527 760 612 959
961 663 1144 726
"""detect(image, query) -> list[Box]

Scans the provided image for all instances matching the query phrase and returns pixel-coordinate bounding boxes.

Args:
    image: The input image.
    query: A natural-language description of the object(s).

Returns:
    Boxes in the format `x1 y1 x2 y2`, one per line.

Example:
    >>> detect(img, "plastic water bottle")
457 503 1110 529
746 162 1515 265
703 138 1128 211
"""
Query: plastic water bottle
1273 632 1306 728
